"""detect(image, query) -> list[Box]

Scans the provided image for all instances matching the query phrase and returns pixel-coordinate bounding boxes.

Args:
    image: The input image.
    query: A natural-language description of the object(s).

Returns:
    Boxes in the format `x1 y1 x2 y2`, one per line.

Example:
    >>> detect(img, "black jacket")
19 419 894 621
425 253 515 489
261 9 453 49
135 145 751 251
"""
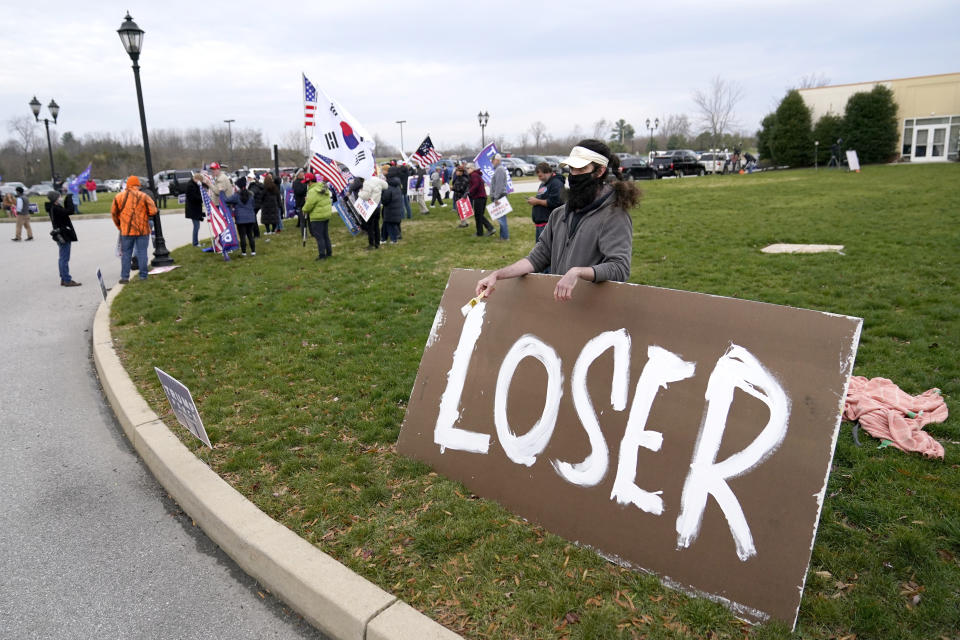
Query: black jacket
258 185 283 225
293 180 309 209
184 180 205 220
380 178 405 223
48 202 78 242
531 174 566 224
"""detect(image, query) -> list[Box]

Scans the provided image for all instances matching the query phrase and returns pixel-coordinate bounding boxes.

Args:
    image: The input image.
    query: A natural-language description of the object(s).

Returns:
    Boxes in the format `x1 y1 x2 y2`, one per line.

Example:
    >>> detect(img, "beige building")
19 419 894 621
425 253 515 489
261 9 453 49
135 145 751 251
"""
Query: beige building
798 73 960 162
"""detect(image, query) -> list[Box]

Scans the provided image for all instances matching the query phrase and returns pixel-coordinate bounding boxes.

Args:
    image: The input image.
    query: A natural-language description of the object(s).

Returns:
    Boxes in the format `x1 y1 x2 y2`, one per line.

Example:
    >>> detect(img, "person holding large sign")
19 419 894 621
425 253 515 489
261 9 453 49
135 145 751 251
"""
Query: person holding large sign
476 139 638 302
489 154 510 240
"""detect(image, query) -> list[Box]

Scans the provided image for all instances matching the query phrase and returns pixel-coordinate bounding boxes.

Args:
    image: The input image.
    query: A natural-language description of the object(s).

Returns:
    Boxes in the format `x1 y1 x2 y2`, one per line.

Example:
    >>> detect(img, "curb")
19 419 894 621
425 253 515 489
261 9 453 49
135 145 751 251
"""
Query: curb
92 286 463 640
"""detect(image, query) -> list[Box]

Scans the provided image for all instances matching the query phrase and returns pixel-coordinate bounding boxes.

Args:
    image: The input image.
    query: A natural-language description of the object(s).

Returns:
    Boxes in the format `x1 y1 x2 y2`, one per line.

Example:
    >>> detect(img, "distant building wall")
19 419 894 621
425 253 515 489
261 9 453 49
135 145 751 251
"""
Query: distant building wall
799 73 960 162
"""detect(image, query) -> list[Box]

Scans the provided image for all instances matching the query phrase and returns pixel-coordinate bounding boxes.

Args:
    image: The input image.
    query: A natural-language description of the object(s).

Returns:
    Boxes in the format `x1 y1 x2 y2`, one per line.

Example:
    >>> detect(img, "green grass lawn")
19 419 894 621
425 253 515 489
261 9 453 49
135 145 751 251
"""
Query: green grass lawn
111 164 960 640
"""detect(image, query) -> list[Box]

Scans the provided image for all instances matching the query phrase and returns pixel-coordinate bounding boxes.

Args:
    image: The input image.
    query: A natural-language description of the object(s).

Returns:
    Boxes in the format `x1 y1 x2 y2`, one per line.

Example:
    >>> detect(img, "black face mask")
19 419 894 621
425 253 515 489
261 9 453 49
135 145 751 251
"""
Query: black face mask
567 171 600 211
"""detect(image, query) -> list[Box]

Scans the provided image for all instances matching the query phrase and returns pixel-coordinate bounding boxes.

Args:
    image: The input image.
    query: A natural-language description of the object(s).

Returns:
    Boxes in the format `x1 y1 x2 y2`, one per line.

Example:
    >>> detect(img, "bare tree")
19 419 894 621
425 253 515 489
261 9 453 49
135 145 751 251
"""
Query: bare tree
516 131 529 154
797 73 830 89
692 76 744 149
7 116 41 179
661 113 692 141
528 121 547 150
592 118 608 140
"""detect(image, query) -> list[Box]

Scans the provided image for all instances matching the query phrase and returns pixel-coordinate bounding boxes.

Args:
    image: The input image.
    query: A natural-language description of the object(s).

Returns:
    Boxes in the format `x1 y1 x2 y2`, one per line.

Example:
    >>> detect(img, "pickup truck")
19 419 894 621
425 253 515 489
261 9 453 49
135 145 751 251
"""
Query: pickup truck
650 150 706 178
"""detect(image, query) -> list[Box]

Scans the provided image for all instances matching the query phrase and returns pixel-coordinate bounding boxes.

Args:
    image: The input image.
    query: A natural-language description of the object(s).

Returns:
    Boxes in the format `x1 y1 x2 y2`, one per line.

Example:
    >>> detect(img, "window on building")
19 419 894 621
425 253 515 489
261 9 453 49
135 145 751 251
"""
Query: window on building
903 126 913 156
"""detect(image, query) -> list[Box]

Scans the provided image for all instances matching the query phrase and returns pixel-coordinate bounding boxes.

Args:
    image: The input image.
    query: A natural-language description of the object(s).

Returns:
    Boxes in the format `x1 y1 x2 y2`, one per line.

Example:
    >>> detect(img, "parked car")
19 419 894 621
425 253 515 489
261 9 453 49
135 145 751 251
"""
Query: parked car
650 150 706 178
543 155 570 174
103 179 123 192
698 151 730 174
0 181 28 196
27 182 55 195
619 157 657 180
93 179 111 193
501 157 536 177
521 155 559 172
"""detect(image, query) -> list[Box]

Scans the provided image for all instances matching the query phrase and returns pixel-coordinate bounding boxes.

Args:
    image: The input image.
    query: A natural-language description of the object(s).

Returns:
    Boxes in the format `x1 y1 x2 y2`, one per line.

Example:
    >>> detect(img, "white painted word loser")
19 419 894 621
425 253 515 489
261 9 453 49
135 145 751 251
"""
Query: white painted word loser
433 301 791 561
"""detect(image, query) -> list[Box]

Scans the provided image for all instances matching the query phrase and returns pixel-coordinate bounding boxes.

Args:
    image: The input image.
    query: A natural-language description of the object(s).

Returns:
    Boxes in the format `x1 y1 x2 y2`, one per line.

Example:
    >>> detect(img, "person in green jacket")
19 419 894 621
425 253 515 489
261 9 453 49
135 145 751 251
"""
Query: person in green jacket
302 176 333 260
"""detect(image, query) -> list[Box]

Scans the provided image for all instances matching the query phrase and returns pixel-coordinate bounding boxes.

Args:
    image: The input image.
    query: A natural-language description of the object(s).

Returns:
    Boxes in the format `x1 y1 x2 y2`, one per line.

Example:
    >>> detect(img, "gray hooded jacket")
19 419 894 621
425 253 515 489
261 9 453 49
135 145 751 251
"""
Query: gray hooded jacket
526 185 632 283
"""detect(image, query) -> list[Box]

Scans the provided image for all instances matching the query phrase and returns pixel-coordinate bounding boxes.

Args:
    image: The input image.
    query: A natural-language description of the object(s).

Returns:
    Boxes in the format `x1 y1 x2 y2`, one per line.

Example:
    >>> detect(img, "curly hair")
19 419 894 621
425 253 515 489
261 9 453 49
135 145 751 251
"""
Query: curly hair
576 138 642 211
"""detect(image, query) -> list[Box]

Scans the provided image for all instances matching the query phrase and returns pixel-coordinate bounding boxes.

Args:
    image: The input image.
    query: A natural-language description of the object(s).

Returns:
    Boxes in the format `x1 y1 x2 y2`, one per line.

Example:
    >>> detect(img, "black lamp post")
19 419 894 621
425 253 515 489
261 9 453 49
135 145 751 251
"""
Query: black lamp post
478 110 490 148
29 96 59 185
117 12 173 267
645 117 659 153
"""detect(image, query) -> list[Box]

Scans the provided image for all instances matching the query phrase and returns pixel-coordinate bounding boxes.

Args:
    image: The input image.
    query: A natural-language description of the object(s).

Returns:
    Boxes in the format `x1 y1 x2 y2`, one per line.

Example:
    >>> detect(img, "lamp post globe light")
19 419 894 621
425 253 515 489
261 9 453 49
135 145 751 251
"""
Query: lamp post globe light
645 117 659 154
478 110 490 148
117 11 172 267
30 96 60 186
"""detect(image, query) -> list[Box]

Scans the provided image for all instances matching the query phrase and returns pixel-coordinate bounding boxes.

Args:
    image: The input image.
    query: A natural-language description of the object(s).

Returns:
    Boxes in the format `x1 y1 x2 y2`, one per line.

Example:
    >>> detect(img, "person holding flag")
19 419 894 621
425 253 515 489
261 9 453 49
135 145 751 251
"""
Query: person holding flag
467 163 495 237
223 177 258 256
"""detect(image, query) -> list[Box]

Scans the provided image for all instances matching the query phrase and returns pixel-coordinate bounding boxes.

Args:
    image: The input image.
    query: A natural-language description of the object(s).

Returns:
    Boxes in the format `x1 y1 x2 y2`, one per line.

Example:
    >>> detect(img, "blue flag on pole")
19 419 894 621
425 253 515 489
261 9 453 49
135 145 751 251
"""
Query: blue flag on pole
68 163 92 196
473 143 514 193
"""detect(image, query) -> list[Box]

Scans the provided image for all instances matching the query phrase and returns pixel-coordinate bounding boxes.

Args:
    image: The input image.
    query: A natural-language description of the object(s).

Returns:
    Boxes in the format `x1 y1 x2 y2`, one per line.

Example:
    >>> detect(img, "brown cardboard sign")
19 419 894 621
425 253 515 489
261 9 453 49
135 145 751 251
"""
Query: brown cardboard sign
397 269 862 627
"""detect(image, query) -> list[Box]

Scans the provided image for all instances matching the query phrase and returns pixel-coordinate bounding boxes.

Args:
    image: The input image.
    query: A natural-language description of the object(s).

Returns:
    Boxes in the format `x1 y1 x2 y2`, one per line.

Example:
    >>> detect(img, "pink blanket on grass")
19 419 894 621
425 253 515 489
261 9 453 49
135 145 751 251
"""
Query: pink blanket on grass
843 376 947 459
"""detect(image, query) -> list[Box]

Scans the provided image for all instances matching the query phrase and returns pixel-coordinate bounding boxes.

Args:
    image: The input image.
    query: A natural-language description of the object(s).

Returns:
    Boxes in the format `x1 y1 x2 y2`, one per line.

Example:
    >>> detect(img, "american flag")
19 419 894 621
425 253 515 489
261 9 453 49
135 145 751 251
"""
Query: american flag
200 182 227 238
309 153 349 193
303 74 317 128
411 135 441 168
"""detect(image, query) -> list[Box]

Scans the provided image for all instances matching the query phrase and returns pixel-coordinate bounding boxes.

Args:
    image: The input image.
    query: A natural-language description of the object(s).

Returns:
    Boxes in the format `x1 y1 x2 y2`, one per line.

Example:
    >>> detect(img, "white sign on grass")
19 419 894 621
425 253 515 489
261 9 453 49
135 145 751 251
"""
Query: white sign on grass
846 150 861 172
155 367 212 448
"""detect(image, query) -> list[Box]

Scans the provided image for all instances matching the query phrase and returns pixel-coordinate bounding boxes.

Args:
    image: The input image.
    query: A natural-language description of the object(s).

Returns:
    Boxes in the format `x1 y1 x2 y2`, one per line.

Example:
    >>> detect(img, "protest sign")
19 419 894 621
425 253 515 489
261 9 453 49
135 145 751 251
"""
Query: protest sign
334 199 362 235
487 197 512 220
397 269 862 628
354 197 377 222
155 367 212 448
846 150 861 172
96 268 107 301
455 197 474 221
407 175 425 196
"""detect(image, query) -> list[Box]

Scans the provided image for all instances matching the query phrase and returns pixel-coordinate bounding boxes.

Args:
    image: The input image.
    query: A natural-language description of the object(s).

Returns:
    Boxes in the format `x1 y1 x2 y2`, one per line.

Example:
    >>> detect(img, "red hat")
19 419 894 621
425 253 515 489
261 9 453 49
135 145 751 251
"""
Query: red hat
209 162 221 170
302 172 316 183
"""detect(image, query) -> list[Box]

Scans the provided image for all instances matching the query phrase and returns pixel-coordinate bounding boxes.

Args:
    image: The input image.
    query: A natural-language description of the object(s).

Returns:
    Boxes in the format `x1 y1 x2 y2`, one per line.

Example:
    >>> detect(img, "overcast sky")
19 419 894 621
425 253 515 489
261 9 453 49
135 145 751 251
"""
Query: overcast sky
3 0 958 155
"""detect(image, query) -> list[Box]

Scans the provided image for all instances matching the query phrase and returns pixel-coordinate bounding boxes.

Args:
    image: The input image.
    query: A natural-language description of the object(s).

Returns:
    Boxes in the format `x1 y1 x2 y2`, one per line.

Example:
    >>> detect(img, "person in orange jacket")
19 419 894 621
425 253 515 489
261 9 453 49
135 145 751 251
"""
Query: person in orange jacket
111 175 157 283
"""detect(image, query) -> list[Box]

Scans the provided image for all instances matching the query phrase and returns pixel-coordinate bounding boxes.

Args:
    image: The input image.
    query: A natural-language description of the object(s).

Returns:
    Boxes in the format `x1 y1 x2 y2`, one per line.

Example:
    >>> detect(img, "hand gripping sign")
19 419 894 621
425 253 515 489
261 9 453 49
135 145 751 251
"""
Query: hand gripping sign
397 269 861 628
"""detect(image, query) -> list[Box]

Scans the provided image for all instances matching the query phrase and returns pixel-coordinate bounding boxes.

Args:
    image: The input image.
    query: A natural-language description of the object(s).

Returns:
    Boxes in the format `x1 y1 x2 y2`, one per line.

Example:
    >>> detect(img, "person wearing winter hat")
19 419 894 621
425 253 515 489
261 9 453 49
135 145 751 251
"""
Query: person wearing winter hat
111 176 158 283
223 176 258 256
46 191 80 286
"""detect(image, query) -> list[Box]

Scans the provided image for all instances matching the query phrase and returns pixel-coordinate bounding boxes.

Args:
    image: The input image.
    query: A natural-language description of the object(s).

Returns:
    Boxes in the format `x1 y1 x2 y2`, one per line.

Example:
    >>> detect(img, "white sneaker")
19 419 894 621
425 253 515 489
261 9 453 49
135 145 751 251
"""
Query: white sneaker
251 251 256 256
241 252 246 256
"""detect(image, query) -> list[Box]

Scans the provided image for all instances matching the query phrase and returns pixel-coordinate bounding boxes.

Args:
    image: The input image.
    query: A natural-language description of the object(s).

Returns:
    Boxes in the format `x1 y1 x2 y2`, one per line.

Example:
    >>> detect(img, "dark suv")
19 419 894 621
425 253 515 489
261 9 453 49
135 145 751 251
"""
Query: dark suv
650 150 706 178
154 170 195 196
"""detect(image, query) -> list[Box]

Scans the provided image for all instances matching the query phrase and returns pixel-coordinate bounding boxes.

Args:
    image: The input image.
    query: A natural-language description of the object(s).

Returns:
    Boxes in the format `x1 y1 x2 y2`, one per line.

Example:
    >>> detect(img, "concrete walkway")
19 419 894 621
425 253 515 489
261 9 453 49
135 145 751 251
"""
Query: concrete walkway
0 214 326 639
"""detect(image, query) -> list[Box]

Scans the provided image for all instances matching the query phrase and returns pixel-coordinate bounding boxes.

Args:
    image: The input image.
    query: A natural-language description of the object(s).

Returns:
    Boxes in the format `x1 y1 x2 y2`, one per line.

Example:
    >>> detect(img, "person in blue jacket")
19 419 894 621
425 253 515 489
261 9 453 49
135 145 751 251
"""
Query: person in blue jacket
222 176 257 256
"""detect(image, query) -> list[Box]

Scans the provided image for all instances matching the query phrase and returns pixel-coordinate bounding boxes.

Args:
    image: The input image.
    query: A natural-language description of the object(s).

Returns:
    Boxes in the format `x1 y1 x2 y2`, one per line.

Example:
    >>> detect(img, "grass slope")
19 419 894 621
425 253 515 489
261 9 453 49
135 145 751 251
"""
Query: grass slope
112 165 959 640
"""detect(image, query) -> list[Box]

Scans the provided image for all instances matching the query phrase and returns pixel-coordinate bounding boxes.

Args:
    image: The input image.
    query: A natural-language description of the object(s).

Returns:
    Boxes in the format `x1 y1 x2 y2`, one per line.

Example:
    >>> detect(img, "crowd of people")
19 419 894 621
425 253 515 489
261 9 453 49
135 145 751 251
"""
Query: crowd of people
12 138 639 301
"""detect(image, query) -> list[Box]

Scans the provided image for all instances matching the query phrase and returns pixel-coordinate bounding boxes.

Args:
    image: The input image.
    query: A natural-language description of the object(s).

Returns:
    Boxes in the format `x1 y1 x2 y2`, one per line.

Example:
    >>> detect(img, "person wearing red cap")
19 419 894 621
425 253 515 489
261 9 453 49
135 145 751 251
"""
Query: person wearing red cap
210 162 234 199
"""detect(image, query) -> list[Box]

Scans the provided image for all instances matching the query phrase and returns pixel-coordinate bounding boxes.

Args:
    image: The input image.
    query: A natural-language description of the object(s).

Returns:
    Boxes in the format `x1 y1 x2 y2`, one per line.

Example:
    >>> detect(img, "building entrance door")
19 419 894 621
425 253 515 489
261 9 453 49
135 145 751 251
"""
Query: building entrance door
912 125 948 162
